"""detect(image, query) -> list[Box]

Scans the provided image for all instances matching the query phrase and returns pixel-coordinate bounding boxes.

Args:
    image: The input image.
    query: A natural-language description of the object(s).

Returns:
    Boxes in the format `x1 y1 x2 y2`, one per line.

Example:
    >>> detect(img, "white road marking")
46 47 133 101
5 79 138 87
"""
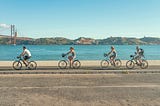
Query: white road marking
0 85 159 89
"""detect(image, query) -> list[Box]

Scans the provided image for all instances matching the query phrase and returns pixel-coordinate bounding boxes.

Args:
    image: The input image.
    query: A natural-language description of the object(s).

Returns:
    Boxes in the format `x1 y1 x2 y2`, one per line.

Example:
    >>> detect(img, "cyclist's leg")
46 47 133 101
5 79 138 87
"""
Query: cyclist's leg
135 55 141 65
23 56 30 66
70 59 73 68
138 55 142 64
22 56 27 66
113 56 116 65
134 55 139 64
110 55 114 64
68 56 73 68
110 55 116 65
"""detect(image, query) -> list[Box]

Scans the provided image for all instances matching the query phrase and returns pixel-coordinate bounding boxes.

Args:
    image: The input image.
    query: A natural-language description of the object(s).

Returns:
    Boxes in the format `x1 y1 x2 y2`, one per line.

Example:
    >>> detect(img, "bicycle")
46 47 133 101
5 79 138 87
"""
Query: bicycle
13 56 37 70
101 53 122 69
58 54 81 69
126 54 148 69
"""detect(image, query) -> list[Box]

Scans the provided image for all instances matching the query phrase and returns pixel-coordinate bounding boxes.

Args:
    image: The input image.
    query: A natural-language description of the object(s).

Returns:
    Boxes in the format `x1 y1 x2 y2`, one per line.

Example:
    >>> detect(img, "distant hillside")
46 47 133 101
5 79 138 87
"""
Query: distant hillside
98 37 147 45
140 37 160 44
74 37 98 45
33 37 73 45
0 35 34 45
0 35 159 45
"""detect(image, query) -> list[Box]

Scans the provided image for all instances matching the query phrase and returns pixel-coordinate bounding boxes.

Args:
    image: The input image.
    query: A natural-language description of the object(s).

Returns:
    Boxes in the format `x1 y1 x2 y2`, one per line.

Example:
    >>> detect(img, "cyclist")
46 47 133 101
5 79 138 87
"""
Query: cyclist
19 46 31 66
135 46 144 65
105 46 117 65
65 47 76 68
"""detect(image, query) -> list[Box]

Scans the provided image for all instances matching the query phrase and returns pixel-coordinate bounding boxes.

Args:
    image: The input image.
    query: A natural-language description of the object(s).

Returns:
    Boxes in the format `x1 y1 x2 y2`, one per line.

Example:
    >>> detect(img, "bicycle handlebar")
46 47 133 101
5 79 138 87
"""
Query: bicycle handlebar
62 53 66 57
130 54 145 59
16 56 23 60
130 55 134 58
104 53 108 57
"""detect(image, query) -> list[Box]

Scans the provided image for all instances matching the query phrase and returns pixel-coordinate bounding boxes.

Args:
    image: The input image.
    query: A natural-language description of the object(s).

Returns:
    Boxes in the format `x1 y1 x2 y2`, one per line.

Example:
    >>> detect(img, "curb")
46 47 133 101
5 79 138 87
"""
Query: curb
0 70 160 74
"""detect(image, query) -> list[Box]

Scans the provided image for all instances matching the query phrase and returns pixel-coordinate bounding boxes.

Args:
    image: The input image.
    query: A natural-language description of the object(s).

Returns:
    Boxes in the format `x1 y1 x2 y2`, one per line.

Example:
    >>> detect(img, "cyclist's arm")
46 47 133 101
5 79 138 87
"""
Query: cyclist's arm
107 50 112 56
73 52 76 58
20 51 25 56
66 51 71 55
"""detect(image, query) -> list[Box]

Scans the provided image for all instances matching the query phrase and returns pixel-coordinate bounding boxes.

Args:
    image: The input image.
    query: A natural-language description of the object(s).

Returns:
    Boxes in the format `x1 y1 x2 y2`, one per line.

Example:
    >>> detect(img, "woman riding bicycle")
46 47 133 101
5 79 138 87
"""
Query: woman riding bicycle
105 46 117 65
66 47 76 68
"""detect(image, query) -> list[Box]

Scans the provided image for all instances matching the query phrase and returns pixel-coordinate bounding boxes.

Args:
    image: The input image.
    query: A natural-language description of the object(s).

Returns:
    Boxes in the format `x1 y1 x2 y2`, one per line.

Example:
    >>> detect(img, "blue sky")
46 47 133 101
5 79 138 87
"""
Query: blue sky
0 0 160 39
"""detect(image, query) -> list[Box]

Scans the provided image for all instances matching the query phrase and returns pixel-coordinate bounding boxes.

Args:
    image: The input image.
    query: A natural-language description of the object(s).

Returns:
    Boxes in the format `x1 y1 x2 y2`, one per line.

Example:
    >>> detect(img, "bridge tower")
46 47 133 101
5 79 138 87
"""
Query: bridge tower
13 31 17 45
10 25 15 44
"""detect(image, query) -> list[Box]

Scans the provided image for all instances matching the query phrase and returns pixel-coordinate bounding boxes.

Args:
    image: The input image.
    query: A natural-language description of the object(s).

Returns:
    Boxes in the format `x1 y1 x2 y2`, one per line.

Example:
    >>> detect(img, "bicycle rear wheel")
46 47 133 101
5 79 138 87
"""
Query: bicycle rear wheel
72 60 81 69
115 59 122 68
126 60 135 69
28 61 37 70
140 60 148 69
13 61 22 70
58 60 67 69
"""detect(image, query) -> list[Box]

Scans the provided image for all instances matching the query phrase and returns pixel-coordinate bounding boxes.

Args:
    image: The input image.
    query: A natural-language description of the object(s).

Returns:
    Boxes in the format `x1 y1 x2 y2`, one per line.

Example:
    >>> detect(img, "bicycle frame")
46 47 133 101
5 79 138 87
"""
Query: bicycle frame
59 54 81 69
14 57 29 66
14 57 23 63
104 55 117 65
62 55 78 63
129 55 143 65
61 56 69 63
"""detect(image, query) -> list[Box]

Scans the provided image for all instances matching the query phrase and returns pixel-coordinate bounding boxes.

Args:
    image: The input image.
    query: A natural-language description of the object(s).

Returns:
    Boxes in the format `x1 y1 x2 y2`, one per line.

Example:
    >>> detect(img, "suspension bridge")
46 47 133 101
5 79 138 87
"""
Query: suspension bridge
0 24 18 45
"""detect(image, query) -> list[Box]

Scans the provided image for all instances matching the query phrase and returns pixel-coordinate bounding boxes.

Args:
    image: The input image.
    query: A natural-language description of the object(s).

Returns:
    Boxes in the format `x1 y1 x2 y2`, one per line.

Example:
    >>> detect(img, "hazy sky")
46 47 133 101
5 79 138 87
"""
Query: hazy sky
0 0 160 39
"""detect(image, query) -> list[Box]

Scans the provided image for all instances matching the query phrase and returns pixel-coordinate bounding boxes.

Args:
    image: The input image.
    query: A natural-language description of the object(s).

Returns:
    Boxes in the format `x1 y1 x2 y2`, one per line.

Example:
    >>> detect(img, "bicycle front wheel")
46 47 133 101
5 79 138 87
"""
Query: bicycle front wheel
101 60 109 69
72 60 81 69
126 60 135 69
140 60 148 69
58 60 67 69
13 61 22 70
28 61 37 70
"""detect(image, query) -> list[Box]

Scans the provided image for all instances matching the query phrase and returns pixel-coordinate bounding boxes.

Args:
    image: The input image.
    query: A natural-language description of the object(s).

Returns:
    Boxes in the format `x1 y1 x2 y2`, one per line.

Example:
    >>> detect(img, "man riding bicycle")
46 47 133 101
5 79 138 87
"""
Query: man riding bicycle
105 46 117 65
135 46 144 65
19 46 31 66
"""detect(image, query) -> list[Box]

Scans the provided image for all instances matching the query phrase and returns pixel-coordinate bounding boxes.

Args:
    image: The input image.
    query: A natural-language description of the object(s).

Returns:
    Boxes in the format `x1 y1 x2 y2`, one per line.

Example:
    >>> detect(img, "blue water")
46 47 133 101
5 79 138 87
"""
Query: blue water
0 45 160 60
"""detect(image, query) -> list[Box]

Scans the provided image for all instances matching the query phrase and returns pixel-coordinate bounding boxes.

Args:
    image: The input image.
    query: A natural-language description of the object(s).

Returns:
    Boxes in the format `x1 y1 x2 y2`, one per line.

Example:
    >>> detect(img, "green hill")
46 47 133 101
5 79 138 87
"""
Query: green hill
0 35 159 45
98 37 147 45
33 37 73 45
140 37 160 44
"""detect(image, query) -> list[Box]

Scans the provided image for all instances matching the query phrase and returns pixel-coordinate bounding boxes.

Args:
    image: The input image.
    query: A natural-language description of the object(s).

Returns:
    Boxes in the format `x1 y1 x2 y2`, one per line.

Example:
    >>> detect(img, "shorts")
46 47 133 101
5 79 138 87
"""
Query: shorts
24 56 31 60
68 56 75 61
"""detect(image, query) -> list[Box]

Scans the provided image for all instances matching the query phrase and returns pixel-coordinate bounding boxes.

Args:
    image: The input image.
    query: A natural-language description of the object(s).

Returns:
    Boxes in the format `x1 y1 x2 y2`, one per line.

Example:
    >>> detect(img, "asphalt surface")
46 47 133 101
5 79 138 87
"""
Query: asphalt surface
0 65 159 105
0 65 159 74
0 74 160 106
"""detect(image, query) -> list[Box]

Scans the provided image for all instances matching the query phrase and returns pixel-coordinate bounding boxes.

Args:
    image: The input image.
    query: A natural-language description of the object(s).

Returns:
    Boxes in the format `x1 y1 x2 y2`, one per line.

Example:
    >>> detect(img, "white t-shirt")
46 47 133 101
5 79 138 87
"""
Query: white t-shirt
23 49 31 57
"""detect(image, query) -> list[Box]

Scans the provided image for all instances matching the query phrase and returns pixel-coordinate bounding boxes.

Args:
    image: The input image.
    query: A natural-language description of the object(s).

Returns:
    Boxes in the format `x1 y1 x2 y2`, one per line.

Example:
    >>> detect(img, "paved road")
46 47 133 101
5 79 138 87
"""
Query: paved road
0 73 160 106
0 65 160 74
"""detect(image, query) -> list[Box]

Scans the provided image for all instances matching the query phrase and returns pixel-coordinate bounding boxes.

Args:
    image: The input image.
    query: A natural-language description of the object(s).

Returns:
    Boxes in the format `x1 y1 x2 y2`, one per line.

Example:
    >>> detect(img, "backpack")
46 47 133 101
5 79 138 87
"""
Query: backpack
139 48 144 55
